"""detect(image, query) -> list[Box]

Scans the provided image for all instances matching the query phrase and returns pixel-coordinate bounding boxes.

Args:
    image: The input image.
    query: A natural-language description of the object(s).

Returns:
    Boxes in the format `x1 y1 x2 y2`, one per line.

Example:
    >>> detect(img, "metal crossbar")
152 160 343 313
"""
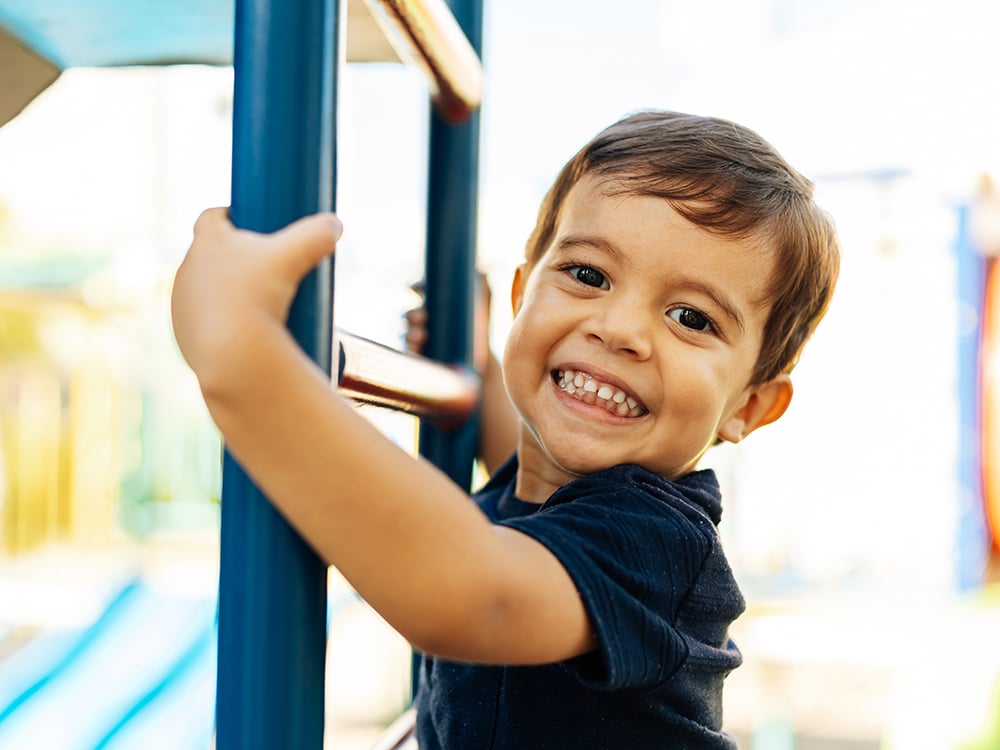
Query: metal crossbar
362 0 483 123
337 330 479 425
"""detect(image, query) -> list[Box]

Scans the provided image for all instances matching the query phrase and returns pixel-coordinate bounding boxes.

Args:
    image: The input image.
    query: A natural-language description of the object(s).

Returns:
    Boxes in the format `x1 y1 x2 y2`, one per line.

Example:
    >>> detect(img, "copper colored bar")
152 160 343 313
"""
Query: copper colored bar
362 0 483 123
337 330 480 425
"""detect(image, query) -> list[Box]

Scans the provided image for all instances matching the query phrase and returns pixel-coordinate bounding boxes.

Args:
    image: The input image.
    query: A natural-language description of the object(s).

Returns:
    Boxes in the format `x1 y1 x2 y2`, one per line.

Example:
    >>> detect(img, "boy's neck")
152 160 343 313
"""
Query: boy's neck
513 437 581 503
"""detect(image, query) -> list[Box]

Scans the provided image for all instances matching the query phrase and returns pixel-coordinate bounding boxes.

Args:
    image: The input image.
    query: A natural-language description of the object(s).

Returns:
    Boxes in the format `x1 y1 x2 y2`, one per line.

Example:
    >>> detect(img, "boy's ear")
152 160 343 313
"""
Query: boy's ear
511 264 527 315
717 374 793 443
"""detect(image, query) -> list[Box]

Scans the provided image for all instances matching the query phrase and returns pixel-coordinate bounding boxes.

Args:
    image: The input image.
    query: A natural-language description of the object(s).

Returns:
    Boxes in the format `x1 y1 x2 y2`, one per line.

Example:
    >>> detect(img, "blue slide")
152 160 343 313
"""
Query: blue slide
0 577 362 749
0 580 217 749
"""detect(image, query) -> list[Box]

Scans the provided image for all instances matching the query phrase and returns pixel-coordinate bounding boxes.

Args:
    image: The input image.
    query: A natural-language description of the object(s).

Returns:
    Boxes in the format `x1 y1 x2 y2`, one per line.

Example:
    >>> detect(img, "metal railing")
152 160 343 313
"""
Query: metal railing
362 0 483 123
337 330 479 425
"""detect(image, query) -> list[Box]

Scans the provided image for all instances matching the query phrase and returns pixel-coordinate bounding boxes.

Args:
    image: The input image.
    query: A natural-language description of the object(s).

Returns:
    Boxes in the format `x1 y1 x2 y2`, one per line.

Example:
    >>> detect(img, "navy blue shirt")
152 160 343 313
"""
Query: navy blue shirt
415 458 745 749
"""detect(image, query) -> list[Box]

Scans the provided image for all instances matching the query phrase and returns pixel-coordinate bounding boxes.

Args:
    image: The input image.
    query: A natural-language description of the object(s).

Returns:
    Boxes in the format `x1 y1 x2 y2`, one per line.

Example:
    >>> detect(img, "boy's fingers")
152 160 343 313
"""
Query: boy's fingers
271 212 343 275
187 209 342 294
192 207 232 239
404 307 428 325
404 327 427 353
403 308 427 354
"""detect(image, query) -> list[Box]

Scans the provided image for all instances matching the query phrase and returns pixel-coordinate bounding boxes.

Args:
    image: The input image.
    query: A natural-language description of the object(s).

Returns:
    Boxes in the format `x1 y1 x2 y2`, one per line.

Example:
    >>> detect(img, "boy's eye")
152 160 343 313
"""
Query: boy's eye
667 307 713 332
568 265 609 289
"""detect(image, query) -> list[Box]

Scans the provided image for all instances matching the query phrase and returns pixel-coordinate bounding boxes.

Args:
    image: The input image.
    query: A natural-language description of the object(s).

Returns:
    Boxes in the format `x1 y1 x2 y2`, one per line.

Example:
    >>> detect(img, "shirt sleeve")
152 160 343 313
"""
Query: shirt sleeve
499 484 713 691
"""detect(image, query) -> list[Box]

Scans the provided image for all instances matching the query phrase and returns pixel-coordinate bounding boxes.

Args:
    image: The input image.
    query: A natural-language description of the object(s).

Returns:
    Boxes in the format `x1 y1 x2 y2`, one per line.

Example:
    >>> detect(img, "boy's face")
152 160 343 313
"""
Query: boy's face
503 174 790 498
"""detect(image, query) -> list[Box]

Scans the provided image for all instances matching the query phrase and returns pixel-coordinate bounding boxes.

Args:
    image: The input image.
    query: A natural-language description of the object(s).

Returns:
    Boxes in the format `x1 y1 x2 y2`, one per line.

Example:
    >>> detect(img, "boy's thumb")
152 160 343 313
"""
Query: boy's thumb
273 212 343 274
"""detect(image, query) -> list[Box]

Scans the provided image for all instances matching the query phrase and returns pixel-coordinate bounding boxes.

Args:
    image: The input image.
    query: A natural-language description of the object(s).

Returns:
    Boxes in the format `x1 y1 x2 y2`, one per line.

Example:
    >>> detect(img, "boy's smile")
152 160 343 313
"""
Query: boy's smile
553 368 647 418
503 175 788 503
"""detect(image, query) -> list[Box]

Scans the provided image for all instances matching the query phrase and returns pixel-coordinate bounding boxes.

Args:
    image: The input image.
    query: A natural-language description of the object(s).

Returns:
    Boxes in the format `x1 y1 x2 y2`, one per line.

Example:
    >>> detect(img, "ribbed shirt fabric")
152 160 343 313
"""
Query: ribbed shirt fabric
415 457 746 749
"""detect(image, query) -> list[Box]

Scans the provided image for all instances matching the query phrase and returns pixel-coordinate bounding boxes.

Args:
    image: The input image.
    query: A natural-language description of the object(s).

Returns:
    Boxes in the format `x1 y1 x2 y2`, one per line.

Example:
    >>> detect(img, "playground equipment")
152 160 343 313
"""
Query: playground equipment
0 0 485 746
222 1 482 746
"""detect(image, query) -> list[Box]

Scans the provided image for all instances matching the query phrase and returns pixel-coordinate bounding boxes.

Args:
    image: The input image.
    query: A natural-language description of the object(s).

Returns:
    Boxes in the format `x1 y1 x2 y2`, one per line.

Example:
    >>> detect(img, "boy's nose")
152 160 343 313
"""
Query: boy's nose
584 300 653 360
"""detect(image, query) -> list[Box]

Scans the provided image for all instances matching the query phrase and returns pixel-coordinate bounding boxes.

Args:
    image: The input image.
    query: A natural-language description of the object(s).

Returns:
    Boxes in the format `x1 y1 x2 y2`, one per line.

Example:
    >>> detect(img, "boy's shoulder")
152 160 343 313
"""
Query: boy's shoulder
479 454 724 528
549 463 724 526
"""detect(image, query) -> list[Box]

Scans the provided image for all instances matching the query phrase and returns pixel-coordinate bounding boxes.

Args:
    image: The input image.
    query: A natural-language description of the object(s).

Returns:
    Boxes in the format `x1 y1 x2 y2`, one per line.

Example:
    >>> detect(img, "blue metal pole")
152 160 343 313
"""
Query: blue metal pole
954 203 990 591
217 0 339 747
418 0 483 490
415 0 483 699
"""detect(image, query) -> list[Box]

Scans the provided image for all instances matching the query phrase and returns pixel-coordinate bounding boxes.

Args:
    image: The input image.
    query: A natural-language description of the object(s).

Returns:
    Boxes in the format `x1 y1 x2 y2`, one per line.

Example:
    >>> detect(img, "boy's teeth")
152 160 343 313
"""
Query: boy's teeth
555 369 646 418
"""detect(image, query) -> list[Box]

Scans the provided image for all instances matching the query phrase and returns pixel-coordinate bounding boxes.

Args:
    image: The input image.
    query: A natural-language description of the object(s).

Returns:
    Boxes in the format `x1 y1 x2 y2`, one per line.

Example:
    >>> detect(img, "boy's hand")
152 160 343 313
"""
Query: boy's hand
403 303 429 356
171 208 342 381
404 274 489 371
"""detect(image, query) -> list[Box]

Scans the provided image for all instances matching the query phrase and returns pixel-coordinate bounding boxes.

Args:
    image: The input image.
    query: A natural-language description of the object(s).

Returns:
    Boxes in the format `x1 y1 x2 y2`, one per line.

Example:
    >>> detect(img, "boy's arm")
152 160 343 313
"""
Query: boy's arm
477 347 520 473
171 209 592 665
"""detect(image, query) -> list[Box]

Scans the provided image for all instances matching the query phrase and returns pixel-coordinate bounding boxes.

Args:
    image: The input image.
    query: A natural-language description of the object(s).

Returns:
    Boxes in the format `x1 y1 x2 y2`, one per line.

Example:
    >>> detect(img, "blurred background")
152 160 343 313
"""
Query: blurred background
1 0 999 748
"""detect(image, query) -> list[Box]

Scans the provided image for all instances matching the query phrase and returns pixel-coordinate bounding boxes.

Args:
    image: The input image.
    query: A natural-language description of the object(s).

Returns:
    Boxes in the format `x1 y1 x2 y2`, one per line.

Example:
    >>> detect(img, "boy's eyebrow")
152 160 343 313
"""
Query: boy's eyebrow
674 280 746 333
554 233 627 263
554 233 747 333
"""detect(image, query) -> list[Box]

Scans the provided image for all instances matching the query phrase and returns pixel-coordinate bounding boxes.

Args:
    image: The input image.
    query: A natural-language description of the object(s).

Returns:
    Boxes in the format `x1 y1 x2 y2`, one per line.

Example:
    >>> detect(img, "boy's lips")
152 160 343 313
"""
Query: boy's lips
552 369 648 418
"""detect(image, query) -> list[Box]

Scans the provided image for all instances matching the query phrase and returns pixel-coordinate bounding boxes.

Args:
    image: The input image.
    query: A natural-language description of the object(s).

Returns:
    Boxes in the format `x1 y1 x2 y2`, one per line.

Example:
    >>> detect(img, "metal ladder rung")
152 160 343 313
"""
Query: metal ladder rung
336 329 479 425
364 0 483 122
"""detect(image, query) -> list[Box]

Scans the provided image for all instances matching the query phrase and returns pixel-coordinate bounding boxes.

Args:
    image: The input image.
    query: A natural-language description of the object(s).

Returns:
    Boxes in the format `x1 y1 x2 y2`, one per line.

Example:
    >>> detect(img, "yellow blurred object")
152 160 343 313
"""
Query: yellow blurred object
65 345 121 543
0 360 62 551
0 291 124 553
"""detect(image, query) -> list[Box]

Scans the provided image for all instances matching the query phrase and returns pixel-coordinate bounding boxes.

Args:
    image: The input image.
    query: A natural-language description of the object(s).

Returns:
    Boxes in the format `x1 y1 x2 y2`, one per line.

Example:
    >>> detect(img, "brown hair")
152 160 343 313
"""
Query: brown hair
524 110 840 384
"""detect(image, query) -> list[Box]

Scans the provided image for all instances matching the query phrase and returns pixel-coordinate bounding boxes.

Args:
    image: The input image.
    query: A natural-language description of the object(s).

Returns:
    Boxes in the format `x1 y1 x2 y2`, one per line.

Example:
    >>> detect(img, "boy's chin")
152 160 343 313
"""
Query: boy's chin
541 446 621 479
542 444 700 481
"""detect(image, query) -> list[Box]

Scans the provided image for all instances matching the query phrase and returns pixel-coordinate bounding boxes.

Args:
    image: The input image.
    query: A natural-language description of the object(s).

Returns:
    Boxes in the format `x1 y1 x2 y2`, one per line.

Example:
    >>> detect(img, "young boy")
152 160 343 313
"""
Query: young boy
171 110 839 748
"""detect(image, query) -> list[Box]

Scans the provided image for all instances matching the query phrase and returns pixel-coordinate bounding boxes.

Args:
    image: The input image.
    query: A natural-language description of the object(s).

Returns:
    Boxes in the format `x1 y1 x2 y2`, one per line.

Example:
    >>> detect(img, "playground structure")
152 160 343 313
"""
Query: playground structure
2 1 1000 748
0 0 485 746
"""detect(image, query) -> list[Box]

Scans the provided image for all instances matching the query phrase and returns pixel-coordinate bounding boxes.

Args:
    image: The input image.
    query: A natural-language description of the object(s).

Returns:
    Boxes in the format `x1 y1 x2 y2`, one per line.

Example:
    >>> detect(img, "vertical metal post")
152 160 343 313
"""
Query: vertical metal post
217 0 340 747
418 0 483 489
415 0 483 697
954 203 990 590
